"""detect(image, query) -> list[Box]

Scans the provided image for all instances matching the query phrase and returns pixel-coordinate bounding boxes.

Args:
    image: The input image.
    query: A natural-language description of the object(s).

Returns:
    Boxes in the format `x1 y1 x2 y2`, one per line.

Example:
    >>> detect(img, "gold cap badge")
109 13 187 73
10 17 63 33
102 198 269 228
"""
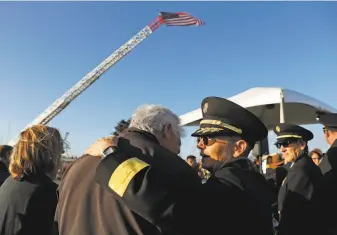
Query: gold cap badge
203 102 208 113
276 126 280 132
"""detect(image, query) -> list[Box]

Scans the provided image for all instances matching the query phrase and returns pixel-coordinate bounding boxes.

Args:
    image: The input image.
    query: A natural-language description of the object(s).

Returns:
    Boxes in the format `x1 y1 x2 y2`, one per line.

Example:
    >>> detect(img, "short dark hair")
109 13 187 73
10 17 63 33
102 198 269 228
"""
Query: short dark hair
309 148 323 159
267 155 272 163
186 155 196 160
0 145 13 160
298 139 309 154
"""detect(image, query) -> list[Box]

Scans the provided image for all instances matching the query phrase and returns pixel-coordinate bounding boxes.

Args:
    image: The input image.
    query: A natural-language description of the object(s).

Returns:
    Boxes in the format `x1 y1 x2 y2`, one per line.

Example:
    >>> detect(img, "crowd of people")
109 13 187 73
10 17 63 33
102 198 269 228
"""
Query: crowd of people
0 96 336 235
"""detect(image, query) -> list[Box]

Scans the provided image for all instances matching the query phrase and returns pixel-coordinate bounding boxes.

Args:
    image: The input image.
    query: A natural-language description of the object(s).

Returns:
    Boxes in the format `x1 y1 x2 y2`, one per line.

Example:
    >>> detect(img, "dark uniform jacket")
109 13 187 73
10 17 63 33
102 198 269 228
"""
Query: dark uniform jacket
165 158 274 235
53 154 161 235
0 162 9 186
319 140 337 175
116 128 202 235
202 157 274 235
277 153 322 235
95 130 274 235
313 140 337 235
269 162 292 222
264 167 278 206
265 168 276 180
274 162 291 193
0 174 58 235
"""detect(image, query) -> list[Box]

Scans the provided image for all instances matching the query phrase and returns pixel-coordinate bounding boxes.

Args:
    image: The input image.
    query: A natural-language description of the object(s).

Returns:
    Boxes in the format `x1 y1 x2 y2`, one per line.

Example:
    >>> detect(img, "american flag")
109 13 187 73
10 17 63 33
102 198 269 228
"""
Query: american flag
160 12 204 27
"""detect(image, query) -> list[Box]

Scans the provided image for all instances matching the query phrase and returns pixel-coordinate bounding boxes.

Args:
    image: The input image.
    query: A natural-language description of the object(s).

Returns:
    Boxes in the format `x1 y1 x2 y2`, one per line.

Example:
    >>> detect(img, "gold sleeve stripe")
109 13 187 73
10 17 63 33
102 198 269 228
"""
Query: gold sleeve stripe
276 135 302 139
108 157 149 197
200 120 242 134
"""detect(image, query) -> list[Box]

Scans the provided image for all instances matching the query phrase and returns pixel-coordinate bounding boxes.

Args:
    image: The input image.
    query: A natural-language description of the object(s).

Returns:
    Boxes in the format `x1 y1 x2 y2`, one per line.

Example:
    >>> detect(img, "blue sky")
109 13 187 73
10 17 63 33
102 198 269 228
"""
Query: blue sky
0 2 336 158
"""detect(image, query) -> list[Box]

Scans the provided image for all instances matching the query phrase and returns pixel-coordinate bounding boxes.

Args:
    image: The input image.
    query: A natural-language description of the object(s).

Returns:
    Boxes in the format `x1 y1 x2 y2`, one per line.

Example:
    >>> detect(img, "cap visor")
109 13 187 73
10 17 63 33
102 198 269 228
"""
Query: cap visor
274 138 286 145
191 128 203 137
326 126 337 132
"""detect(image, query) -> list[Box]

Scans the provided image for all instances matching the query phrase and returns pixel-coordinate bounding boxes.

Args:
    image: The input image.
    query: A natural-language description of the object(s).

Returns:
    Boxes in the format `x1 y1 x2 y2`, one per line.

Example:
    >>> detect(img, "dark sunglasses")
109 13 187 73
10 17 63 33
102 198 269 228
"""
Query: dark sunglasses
197 136 229 146
197 136 212 145
275 140 296 149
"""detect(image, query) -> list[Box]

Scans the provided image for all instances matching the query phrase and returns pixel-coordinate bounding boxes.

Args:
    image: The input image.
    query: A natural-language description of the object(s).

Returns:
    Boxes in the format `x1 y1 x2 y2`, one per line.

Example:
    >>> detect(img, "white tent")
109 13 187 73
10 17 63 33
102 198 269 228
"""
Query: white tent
179 87 337 129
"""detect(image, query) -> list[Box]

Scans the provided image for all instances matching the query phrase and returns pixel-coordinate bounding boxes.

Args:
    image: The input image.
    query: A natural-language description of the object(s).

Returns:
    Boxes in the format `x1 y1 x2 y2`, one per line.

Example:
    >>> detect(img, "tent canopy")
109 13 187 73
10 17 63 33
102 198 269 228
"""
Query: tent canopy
179 87 337 130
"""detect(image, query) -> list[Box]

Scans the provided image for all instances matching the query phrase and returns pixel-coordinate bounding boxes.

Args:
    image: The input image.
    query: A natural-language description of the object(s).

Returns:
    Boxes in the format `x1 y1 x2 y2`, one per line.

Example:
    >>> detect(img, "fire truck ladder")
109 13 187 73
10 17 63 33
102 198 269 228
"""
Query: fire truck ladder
8 12 202 146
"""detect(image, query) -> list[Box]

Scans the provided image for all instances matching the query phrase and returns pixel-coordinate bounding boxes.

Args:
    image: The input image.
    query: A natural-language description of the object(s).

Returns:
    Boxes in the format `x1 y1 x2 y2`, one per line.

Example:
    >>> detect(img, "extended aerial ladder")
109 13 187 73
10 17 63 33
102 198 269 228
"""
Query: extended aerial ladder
8 12 203 146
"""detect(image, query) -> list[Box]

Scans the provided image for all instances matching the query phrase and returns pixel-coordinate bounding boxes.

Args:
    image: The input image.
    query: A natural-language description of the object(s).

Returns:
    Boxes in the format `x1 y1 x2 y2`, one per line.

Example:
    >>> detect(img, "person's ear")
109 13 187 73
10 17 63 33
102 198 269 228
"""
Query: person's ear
163 124 172 139
299 140 307 151
232 140 247 157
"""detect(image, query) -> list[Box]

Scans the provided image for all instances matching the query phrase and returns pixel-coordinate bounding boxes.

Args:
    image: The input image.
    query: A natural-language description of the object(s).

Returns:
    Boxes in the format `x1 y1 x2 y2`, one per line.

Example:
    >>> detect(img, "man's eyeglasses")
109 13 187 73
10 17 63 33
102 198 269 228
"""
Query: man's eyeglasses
275 140 295 149
323 127 327 134
197 136 230 146
197 136 212 146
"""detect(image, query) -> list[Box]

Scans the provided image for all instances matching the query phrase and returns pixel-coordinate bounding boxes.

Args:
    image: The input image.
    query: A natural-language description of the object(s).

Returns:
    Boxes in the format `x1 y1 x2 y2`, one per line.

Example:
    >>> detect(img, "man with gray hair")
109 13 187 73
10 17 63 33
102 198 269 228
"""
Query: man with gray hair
126 104 183 155
54 103 200 235
100 103 200 234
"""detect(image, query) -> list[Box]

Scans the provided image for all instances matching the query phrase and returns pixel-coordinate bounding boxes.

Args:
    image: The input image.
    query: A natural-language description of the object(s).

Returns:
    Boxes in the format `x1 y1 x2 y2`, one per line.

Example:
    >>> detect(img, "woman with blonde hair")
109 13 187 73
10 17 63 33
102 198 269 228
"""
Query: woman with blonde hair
0 124 63 235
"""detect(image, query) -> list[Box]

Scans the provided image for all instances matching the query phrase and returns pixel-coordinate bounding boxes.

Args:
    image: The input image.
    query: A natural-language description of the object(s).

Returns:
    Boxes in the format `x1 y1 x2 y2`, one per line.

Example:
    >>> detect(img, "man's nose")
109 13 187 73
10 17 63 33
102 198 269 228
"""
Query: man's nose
197 140 206 150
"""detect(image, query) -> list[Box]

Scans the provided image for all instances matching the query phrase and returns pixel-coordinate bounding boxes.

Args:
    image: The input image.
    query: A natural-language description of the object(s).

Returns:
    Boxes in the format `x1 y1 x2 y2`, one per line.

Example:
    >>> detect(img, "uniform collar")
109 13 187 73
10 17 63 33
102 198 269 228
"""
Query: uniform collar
212 156 251 173
331 139 337 148
18 172 54 184
295 152 308 162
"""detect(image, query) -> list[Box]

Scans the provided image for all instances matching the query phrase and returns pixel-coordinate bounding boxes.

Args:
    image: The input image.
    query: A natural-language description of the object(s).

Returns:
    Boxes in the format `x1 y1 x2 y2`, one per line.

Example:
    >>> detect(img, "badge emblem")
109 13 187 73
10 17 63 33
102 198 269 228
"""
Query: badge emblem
276 126 280 132
203 102 208 113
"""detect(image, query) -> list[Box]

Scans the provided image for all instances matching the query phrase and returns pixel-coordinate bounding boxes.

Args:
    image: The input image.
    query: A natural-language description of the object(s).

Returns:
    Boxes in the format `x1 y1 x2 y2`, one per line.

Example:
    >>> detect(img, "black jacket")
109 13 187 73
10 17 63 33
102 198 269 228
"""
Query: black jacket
199 157 274 235
313 140 337 235
319 140 337 175
0 162 9 186
0 174 57 235
54 154 161 235
277 153 322 235
94 128 199 235
274 162 292 192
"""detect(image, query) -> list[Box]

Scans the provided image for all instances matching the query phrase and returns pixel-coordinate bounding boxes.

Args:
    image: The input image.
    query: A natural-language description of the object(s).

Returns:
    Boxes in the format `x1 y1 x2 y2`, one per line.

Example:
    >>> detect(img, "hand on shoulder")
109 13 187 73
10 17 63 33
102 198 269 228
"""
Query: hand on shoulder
84 136 119 157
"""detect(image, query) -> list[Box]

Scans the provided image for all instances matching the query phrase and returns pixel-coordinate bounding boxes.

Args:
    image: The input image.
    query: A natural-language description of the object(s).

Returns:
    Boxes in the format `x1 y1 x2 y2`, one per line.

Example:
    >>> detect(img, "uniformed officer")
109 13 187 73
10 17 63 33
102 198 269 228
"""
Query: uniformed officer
95 97 274 235
317 113 337 174
191 97 275 235
312 113 337 235
273 123 322 235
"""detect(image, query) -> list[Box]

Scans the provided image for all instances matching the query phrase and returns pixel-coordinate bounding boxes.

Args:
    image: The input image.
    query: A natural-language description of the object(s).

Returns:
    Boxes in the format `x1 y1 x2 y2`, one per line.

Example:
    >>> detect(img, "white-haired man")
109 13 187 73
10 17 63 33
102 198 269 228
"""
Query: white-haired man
125 104 183 155
54 104 200 235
